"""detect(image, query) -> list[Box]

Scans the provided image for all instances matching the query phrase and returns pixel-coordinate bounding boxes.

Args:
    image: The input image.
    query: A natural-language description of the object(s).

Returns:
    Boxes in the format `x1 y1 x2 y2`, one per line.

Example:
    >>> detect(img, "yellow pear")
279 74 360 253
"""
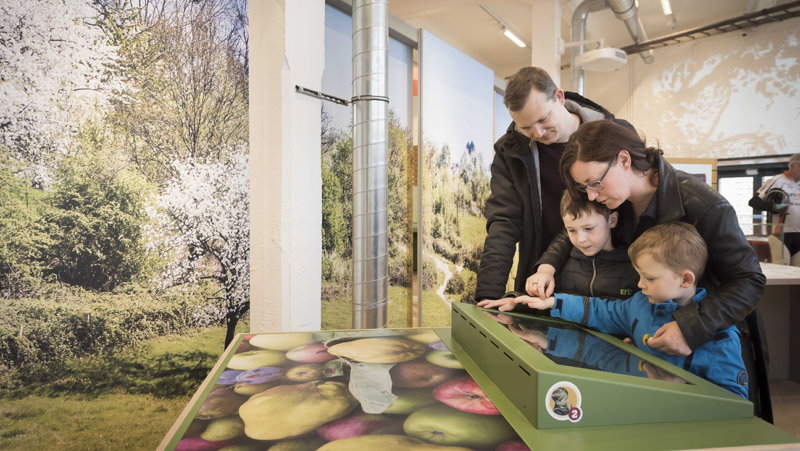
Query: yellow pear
317 434 474 451
327 337 426 363
239 380 358 440
249 332 315 351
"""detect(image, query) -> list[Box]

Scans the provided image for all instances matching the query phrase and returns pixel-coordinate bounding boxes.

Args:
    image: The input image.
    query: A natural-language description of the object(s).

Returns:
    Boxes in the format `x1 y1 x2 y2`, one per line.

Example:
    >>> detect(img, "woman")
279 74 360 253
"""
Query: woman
530 119 765 358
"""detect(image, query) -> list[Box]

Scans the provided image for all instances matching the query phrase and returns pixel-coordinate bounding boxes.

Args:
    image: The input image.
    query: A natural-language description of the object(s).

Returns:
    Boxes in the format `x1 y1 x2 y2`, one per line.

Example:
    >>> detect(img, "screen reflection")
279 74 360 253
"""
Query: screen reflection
482 310 689 385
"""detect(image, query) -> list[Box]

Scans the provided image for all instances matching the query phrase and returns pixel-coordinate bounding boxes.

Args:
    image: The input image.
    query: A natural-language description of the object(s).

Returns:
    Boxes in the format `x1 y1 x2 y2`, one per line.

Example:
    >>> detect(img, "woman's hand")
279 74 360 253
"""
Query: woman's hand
646 321 692 356
526 264 556 298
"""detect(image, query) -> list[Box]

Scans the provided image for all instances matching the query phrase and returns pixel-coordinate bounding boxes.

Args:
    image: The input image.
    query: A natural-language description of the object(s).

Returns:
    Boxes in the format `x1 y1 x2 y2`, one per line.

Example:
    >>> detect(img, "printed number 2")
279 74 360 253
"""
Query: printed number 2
568 406 582 422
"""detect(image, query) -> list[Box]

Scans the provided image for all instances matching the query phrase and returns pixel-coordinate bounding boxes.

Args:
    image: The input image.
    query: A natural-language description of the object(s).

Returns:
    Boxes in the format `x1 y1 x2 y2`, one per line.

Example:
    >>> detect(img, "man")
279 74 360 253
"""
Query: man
475 66 629 302
750 153 800 264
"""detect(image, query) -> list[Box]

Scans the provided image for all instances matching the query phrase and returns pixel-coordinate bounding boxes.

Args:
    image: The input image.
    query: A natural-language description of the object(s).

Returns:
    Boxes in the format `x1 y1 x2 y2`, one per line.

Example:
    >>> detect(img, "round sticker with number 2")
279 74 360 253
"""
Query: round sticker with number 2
545 381 583 423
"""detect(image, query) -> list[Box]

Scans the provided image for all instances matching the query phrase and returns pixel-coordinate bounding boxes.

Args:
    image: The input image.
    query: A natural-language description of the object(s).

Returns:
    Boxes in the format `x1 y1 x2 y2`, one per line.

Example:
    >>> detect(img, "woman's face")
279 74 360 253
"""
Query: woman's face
569 155 628 209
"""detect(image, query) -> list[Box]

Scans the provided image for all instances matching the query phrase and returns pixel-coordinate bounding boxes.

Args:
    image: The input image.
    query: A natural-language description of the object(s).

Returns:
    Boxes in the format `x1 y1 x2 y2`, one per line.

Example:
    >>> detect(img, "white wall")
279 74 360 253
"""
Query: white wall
250 0 324 333
573 17 800 159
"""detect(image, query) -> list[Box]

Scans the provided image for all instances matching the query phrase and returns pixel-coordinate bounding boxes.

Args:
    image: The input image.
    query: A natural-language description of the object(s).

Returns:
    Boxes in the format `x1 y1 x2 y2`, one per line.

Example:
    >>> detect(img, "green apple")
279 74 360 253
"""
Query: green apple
233 380 280 395
267 435 327 450
227 350 287 370
425 350 464 369
200 416 244 441
249 332 315 351
317 434 473 451
195 388 248 420
403 404 516 448
383 387 437 414
406 330 442 344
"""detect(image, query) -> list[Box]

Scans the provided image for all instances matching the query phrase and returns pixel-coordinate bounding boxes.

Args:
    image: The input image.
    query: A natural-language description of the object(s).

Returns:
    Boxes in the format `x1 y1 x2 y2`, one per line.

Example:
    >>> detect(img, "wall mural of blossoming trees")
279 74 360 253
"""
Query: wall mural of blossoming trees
0 0 249 378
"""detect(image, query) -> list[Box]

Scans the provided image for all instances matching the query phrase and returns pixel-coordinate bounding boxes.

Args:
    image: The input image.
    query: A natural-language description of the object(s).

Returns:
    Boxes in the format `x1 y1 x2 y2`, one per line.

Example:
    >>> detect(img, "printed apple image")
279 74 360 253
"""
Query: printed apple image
403 404 516 448
390 360 457 388
406 330 441 344
428 340 449 352
432 375 500 415
216 369 244 385
496 440 531 451
383 387 437 414
175 436 236 451
317 434 474 451
285 363 325 382
235 366 284 385
233 380 281 396
317 412 403 441
425 350 464 369
249 332 315 351
286 342 337 363
227 349 287 370
235 340 250 353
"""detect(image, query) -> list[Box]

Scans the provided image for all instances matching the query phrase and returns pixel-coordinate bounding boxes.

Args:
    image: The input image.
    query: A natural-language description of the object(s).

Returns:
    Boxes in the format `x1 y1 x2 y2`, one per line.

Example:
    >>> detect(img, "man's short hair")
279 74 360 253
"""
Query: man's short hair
628 222 707 280
559 190 610 220
504 67 558 112
789 154 800 167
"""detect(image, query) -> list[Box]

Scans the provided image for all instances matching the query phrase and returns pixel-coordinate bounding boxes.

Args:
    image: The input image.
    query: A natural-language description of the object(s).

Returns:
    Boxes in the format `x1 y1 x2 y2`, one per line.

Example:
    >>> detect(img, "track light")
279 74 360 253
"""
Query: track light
660 0 673 15
480 4 530 48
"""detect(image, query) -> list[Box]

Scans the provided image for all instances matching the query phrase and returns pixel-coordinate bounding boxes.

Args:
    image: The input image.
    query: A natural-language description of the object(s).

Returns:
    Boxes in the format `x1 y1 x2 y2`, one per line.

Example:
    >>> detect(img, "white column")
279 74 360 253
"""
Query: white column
250 0 324 333
530 0 562 86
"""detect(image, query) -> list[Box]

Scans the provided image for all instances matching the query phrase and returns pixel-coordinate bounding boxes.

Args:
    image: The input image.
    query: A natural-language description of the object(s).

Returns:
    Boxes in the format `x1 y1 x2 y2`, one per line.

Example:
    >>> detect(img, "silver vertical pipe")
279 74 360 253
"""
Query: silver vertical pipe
571 0 607 95
352 0 388 329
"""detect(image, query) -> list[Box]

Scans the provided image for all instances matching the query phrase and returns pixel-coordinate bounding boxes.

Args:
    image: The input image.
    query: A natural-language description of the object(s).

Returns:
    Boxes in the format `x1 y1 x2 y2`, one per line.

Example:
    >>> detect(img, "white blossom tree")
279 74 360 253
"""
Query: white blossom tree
147 150 249 347
0 0 120 186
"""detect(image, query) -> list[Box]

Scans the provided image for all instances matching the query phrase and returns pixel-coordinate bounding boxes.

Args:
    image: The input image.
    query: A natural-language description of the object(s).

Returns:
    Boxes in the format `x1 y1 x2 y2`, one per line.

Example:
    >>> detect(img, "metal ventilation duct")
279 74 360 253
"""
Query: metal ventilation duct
351 0 388 329
571 0 655 95
606 0 655 64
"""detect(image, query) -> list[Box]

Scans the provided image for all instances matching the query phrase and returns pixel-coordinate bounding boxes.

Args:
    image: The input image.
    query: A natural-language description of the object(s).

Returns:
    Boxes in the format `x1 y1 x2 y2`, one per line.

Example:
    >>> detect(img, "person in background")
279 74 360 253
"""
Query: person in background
475 66 630 303
749 154 800 265
497 223 749 399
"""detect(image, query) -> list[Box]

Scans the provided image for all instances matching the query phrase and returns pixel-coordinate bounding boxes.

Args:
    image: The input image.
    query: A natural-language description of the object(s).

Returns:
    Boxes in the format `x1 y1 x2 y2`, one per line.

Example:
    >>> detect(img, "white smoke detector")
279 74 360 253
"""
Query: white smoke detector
574 47 628 71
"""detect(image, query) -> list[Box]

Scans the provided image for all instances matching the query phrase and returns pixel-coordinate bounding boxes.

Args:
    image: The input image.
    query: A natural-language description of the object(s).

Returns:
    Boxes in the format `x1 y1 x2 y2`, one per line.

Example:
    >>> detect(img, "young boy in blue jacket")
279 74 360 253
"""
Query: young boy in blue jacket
482 222 749 398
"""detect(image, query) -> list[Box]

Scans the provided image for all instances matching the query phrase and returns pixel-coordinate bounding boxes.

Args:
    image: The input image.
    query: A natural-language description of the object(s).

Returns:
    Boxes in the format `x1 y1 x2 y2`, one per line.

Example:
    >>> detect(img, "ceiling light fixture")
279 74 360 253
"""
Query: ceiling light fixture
660 0 673 15
479 4 530 48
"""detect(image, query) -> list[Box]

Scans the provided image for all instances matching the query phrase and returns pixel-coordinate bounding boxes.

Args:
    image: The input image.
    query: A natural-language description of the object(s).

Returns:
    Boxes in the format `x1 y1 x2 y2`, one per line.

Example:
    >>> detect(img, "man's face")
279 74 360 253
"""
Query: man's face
788 161 800 181
633 253 685 304
509 89 567 145
562 210 616 257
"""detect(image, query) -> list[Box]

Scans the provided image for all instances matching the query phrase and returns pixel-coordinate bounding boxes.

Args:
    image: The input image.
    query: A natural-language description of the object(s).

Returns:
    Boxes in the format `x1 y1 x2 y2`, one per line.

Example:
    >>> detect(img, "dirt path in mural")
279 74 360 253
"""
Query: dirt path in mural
433 255 453 307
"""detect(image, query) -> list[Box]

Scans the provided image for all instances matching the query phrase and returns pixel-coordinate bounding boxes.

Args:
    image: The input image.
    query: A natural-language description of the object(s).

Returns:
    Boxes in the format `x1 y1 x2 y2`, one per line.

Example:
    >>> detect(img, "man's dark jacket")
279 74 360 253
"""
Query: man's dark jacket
474 92 618 301
538 155 766 350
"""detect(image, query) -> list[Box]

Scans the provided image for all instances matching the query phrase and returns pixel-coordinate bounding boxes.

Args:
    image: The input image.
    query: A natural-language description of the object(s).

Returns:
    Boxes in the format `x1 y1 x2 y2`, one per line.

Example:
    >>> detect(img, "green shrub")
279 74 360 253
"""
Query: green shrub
445 272 465 294
0 282 220 371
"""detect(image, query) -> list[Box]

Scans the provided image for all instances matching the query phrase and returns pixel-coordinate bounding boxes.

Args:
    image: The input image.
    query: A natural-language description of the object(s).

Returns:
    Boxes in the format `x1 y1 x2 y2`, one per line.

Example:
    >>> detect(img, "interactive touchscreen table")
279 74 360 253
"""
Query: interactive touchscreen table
159 303 799 450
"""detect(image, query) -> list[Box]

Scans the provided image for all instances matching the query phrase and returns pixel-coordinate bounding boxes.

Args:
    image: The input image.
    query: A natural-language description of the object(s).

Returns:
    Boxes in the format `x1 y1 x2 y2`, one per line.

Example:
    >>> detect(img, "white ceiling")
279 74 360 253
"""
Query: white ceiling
388 0 783 79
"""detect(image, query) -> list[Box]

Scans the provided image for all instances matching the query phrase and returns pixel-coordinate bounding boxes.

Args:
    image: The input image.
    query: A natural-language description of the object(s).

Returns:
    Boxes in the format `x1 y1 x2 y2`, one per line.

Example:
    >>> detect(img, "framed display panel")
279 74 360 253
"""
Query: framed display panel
159 327 528 451
668 157 718 190
450 302 798 450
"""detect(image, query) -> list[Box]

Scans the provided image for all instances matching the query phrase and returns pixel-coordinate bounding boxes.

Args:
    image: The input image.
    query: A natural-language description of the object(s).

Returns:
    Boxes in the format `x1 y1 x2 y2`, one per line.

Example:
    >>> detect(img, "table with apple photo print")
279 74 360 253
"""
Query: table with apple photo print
164 328 527 450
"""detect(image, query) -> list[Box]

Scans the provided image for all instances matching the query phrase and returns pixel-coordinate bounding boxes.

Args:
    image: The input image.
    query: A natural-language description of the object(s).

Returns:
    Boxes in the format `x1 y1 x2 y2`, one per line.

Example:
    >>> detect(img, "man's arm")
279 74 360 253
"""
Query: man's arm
474 147 523 302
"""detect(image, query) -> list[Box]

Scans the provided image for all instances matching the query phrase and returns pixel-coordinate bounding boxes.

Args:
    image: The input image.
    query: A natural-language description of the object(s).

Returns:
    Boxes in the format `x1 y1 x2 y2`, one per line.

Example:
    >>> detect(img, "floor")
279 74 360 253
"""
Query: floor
771 379 800 439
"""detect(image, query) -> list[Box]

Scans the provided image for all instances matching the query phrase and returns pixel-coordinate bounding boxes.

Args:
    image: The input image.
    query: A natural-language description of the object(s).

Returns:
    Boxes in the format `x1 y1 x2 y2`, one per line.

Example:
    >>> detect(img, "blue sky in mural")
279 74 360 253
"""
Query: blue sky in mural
421 30 494 173
495 90 513 145
323 5 412 133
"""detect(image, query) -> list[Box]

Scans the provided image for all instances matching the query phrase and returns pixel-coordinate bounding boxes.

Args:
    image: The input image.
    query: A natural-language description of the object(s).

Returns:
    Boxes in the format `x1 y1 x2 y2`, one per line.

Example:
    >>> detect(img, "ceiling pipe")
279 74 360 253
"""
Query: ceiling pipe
571 0 607 95
606 0 655 63
571 0 655 95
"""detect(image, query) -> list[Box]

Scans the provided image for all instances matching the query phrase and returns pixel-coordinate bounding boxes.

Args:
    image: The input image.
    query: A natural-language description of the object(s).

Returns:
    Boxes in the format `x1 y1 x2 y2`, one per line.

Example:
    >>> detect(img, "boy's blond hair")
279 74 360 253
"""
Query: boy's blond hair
559 190 611 220
627 222 707 280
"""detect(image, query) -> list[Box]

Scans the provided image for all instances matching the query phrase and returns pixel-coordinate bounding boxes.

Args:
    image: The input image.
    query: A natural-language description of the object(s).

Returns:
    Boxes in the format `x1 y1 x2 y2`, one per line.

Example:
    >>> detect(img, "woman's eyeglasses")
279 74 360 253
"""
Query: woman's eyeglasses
576 156 617 193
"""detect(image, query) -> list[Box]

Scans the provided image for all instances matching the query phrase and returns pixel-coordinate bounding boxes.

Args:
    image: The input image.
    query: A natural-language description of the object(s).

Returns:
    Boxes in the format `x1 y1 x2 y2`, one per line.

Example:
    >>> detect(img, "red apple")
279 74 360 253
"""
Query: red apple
496 441 531 451
317 412 402 441
286 342 337 363
390 360 457 388
432 375 500 415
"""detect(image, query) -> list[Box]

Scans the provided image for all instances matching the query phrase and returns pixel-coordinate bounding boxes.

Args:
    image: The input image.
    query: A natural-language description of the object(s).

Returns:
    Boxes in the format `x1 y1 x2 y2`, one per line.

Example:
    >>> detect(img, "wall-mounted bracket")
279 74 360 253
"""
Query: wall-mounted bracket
295 85 349 106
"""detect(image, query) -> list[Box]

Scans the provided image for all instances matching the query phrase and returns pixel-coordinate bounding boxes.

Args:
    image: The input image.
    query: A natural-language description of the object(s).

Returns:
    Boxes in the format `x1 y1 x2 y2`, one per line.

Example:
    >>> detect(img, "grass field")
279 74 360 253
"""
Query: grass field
0 323 246 451
321 285 451 330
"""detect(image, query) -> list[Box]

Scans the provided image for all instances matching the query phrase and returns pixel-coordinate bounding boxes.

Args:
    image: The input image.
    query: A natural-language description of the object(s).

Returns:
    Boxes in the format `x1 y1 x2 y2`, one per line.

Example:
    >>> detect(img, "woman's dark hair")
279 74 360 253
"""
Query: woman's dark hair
559 119 663 200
